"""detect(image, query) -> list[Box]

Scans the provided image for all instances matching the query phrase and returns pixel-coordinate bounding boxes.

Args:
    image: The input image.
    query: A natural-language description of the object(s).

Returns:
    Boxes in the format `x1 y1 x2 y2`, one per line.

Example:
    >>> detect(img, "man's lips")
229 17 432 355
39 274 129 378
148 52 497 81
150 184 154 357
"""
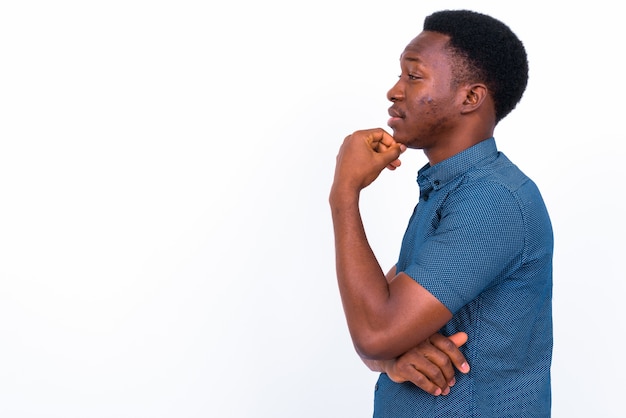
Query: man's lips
387 107 405 127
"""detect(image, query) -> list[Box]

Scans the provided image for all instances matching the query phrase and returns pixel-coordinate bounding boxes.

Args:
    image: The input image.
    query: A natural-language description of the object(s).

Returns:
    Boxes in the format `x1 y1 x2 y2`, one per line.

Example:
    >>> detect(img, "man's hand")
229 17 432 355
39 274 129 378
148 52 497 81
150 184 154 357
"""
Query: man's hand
365 332 470 396
386 332 470 396
331 128 406 195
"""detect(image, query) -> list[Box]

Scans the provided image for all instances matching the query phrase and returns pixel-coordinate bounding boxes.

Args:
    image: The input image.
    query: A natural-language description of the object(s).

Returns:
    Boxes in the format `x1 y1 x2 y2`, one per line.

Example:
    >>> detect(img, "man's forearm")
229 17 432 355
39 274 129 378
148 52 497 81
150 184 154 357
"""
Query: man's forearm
330 186 392 358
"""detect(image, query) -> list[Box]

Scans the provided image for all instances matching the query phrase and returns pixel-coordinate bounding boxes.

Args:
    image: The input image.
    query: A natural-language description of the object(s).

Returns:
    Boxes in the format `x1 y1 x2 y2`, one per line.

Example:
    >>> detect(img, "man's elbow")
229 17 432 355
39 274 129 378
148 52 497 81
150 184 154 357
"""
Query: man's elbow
353 333 400 361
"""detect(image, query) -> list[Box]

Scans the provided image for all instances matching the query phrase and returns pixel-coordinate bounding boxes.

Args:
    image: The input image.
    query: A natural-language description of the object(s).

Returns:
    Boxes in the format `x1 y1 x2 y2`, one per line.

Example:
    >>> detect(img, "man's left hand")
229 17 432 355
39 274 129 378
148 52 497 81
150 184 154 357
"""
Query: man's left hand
331 128 406 194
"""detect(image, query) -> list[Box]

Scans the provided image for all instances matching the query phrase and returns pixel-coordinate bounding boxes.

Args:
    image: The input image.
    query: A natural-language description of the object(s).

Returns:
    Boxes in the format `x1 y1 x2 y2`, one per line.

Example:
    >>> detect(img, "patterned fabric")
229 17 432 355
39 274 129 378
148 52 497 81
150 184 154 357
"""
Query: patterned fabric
374 138 553 417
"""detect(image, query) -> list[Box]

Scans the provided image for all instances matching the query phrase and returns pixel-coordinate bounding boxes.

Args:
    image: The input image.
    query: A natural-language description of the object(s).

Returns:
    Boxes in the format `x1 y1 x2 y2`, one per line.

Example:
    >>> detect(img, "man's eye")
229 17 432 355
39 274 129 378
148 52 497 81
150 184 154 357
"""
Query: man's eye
398 74 421 80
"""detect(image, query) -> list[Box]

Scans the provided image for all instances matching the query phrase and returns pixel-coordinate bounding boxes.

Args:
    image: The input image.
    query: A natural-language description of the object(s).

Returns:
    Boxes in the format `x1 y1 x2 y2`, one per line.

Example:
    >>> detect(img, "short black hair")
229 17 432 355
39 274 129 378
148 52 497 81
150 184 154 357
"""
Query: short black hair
424 10 528 123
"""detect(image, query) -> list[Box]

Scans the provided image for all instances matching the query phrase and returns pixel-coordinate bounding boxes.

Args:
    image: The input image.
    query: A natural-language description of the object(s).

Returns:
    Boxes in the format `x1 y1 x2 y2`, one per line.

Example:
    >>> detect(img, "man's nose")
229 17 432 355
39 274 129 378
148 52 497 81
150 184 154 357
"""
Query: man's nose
387 80 404 102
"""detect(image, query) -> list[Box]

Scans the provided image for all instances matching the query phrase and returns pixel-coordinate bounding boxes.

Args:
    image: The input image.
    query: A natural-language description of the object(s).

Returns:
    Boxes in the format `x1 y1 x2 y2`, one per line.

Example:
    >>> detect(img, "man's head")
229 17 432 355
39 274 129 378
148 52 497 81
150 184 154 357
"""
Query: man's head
423 10 528 124
386 10 528 162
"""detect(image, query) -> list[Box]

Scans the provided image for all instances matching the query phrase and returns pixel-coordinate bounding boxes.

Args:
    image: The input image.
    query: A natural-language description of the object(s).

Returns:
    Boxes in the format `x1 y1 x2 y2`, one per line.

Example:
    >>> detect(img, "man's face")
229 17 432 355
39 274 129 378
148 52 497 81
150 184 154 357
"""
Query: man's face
387 31 462 150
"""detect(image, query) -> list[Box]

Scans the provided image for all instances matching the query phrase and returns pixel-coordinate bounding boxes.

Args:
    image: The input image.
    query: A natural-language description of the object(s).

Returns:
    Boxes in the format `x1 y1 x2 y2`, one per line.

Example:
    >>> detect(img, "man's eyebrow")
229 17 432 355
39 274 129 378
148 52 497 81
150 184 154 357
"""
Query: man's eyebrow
400 54 423 63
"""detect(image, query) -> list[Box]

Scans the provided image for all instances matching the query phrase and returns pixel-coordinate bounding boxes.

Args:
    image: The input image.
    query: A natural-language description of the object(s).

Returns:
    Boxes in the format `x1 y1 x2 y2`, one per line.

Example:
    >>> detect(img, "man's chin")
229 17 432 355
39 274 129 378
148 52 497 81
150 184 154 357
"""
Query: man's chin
391 132 408 145
392 135 420 150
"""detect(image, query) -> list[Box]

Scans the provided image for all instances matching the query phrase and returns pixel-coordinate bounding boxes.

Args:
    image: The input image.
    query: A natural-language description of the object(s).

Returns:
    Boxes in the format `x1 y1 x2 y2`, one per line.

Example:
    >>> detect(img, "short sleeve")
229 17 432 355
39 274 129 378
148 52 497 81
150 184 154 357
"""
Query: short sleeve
402 181 525 313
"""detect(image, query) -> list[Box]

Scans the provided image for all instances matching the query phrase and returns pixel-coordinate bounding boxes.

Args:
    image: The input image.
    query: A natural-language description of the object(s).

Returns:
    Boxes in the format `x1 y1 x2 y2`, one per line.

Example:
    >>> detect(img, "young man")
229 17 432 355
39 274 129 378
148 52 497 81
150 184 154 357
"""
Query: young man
330 10 553 417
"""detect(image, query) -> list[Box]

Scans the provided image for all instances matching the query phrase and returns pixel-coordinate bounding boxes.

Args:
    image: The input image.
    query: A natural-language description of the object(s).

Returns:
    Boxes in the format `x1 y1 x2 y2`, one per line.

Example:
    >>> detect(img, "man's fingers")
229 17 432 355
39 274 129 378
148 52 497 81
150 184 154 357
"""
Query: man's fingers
376 142 406 171
372 130 406 154
384 333 470 398
389 340 460 396
384 129 407 155
348 128 405 171
388 360 447 396
386 158 402 171
362 127 393 148
448 332 468 347
431 333 470 374
370 130 406 171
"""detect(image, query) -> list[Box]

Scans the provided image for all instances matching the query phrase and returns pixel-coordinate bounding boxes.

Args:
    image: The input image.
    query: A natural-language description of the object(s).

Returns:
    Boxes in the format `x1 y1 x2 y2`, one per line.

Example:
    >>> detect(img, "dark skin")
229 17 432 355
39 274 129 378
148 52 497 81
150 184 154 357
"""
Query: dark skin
362 266 469 396
330 31 496 395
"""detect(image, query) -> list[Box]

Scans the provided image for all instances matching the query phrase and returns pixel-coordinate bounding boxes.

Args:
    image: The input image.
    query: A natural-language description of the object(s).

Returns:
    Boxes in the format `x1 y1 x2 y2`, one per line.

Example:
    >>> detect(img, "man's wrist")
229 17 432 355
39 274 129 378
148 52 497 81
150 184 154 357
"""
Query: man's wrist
329 183 360 209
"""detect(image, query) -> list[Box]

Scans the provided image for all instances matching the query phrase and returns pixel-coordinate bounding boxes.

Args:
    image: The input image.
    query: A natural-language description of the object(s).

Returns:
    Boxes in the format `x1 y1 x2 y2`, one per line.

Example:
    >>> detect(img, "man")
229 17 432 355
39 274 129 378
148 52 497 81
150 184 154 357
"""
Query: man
330 10 553 417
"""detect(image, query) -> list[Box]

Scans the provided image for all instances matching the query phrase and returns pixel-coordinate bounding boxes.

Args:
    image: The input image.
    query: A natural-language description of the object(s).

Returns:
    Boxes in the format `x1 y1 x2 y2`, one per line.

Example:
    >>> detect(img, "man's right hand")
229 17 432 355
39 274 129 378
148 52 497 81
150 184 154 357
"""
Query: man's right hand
377 332 470 396
385 332 469 396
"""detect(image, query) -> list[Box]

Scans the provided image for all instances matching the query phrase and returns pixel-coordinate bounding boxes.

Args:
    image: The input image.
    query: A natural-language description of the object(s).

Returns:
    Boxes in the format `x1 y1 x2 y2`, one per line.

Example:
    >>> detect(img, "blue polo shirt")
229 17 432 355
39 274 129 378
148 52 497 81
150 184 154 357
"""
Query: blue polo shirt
373 138 553 417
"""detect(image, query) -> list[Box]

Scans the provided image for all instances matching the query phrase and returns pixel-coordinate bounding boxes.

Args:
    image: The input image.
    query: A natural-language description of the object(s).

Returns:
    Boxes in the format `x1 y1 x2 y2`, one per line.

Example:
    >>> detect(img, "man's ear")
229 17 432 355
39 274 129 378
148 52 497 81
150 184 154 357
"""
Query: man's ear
460 84 488 114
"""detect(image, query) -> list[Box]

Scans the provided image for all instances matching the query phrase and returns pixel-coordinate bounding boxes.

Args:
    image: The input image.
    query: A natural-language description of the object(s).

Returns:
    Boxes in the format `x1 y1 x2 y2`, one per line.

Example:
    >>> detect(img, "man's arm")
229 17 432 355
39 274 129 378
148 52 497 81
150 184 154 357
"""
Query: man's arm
330 128 452 360
360 266 470 396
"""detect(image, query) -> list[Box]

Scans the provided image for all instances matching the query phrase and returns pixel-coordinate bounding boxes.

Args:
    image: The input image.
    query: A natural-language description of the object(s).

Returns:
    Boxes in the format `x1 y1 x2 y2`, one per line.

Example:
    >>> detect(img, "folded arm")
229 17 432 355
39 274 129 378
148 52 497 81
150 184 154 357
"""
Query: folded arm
359 266 470 396
330 129 453 360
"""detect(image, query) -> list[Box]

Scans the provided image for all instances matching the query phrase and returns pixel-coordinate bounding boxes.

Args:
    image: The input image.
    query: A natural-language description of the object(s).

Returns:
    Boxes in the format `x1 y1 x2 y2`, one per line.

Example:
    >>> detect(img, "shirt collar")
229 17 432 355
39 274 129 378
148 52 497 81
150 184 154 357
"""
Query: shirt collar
417 137 498 193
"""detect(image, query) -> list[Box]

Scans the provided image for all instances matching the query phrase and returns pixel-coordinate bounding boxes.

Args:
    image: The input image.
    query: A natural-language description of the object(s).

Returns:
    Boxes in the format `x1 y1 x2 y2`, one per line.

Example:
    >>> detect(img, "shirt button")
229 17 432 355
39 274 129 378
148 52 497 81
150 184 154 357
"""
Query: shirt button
434 180 440 186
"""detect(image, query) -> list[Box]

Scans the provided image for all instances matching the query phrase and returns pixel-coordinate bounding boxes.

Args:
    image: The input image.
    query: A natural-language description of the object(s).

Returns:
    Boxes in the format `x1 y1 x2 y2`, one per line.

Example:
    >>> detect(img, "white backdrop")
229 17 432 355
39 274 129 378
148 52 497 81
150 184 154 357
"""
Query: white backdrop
1 1 624 417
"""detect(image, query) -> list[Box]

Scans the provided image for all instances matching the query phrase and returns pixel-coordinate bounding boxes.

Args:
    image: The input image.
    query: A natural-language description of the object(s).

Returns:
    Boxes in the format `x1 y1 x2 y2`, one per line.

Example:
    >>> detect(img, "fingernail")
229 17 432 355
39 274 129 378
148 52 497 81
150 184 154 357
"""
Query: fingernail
461 362 470 373
434 388 442 396
449 377 456 387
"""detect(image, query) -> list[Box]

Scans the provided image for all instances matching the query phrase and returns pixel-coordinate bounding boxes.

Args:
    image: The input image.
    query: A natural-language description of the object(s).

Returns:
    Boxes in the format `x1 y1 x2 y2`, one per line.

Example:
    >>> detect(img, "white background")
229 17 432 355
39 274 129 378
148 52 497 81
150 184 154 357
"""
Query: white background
1 1 624 417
